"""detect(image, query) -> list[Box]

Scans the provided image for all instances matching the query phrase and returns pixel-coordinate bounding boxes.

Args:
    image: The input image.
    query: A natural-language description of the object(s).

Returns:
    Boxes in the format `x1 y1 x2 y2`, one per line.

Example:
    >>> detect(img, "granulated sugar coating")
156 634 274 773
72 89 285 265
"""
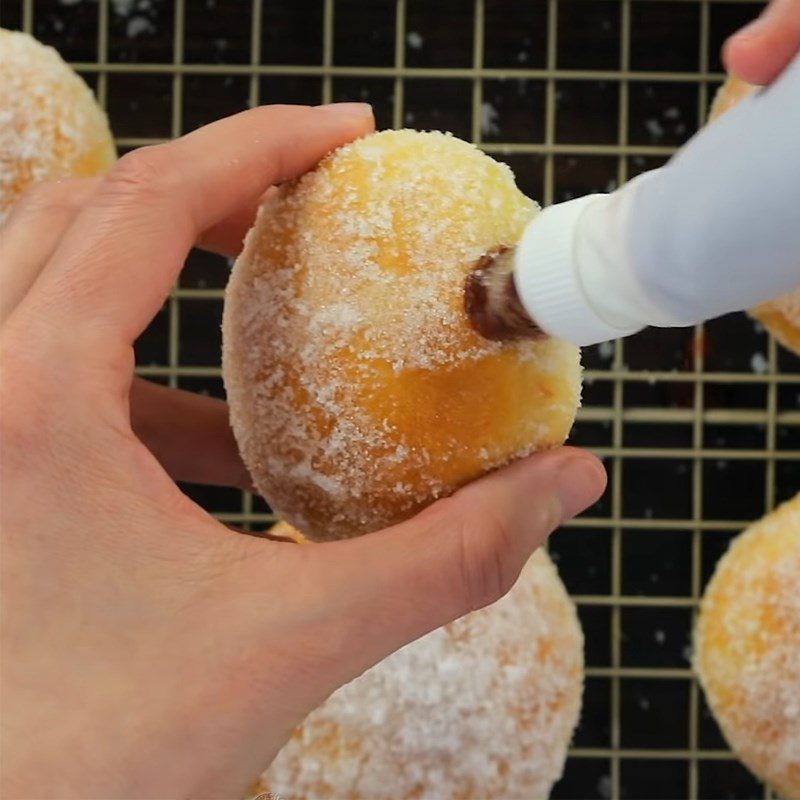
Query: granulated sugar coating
709 78 800 358
249 546 584 799
0 29 116 224
695 494 800 799
223 130 581 540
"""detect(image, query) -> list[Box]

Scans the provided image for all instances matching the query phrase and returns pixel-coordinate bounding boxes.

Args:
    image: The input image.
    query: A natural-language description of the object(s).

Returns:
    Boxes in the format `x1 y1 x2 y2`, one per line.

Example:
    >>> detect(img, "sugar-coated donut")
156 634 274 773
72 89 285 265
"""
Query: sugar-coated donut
248 542 583 800
695 494 800 799
709 77 800 357
223 130 581 541
0 28 116 224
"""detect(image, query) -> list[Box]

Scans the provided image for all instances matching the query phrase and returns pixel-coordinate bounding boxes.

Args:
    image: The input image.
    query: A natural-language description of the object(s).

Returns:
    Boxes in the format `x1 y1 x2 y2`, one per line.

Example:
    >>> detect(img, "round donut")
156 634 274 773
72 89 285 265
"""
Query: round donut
708 77 800 357
695 494 800 798
0 28 116 224
222 130 582 541
249 543 584 800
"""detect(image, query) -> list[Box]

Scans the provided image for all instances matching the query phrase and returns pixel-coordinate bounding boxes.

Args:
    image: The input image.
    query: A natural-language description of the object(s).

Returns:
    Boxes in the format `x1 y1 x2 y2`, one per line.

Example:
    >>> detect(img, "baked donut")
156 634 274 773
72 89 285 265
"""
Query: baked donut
708 77 800 357
0 28 116 224
222 130 581 541
249 542 584 800
695 494 800 798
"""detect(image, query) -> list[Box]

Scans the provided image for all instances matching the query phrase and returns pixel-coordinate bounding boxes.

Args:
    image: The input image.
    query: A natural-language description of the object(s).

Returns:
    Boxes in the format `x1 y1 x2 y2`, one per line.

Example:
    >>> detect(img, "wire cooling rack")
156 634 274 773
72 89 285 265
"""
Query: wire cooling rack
4 0 798 797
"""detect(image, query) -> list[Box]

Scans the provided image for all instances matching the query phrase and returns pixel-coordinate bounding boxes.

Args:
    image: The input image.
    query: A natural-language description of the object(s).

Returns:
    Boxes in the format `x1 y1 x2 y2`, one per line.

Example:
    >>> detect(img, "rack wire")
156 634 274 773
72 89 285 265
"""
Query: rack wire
5 0 798 797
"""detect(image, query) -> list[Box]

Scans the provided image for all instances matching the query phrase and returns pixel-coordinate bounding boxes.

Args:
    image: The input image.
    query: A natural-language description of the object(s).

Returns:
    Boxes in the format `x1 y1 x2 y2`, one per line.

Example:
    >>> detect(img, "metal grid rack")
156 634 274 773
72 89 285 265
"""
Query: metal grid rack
4 0 799 797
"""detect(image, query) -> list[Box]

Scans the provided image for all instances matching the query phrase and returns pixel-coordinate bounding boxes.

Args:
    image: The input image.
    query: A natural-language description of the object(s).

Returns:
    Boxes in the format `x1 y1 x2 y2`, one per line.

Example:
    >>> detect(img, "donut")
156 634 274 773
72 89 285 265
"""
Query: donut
248 541 584 800
708 77 800 357
694 494 800 798
0 28 116 224
222 130 582 541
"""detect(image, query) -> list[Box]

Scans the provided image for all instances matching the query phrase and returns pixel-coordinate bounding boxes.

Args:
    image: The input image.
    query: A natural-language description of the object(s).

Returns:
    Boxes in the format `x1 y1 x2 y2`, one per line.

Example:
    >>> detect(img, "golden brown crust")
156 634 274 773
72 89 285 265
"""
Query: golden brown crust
708 76 800 358
695 494 800 798
223 130 581 541
0 29 116 223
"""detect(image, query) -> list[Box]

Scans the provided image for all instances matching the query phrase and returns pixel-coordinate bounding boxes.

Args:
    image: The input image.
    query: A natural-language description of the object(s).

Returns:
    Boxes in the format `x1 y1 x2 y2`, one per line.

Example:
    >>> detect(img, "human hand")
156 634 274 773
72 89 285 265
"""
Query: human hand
724 0 800 84
0 104 606 798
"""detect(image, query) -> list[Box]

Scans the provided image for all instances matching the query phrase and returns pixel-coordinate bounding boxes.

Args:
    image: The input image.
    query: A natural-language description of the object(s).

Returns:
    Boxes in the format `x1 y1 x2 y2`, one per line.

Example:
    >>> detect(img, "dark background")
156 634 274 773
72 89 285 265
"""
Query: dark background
3 1 797 797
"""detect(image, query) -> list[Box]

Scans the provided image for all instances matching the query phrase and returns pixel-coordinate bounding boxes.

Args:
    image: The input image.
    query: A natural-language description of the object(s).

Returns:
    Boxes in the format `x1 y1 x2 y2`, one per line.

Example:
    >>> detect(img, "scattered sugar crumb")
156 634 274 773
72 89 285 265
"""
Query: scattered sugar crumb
126 15 154 37
112 0 135 16
481 102 500 137
750 352 769 374
645 118 665 140
406 31 423 50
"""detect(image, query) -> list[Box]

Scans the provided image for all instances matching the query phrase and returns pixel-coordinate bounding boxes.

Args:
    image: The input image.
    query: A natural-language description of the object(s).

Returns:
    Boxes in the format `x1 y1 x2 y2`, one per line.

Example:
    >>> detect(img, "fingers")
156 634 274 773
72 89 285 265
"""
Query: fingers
0 178 101 326
25 104 374 357
723 0 800 85
310 447 606 683
196 187 279 259
129 377 253 490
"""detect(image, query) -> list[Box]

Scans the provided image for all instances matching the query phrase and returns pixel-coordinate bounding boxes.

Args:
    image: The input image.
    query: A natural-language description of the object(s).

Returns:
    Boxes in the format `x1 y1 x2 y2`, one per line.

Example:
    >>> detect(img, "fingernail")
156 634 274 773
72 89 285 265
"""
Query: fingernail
556 457 606 522
316 102 373 118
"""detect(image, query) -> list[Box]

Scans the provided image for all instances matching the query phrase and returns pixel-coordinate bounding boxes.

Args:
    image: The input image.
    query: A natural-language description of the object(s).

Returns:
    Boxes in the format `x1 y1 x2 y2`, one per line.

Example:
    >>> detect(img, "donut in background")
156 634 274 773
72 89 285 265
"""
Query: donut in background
250 536 584 800
695 494 800 799
0 28 116 225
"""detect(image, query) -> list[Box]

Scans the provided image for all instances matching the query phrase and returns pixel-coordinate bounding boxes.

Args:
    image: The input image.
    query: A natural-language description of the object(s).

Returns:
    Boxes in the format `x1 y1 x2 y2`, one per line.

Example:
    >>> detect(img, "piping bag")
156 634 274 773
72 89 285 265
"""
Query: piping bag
466 53 800 347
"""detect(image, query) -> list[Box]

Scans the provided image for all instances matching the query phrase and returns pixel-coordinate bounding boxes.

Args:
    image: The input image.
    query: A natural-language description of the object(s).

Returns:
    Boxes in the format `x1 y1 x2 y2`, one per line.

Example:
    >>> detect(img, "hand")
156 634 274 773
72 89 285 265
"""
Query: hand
0 103 606 798
724 0 800 84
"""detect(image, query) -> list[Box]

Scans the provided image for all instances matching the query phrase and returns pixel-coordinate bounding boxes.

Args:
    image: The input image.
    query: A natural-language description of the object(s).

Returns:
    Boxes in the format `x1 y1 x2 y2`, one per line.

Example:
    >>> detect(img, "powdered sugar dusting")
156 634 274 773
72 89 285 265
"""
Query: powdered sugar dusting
222 130 582 540
0 29 115 224
253 550 584 799
695 493 800 798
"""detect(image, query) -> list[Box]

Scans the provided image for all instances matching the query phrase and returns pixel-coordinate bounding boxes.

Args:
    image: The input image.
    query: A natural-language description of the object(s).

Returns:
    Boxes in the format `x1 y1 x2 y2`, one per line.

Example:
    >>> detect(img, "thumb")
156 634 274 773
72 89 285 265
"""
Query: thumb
313 447 606 684
723 0 800 85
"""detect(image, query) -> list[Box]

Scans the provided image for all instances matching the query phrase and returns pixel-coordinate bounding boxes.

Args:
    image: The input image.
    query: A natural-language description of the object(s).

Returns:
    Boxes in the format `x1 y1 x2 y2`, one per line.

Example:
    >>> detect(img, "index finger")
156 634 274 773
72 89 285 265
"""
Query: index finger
25 103 373 353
